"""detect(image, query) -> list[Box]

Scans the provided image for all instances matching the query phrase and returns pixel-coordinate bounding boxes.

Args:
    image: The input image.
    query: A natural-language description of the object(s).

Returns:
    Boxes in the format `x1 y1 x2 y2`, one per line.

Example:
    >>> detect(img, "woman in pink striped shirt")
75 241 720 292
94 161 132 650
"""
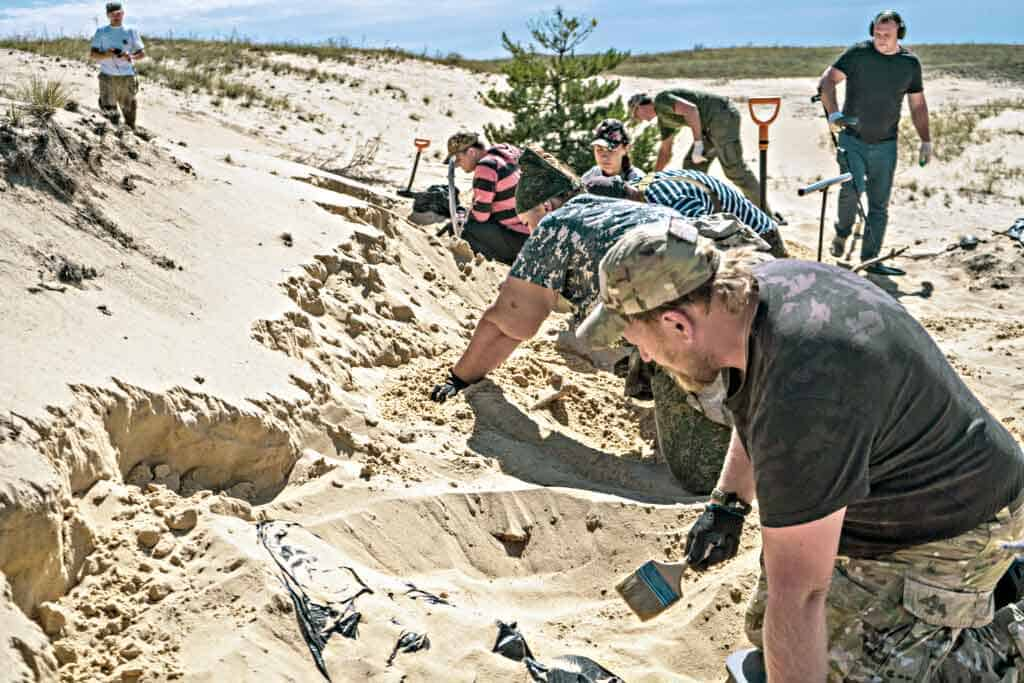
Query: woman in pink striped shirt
447 131 529 266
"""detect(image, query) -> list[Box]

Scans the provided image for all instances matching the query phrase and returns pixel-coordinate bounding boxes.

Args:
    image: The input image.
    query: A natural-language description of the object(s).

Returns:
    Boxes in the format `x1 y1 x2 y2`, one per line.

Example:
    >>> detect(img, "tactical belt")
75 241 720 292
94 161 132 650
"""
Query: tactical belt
637 172 723 213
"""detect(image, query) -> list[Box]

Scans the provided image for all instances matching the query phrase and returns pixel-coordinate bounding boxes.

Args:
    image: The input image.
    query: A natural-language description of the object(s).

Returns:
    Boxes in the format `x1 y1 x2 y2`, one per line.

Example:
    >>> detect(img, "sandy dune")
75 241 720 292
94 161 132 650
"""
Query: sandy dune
0 47 1022 682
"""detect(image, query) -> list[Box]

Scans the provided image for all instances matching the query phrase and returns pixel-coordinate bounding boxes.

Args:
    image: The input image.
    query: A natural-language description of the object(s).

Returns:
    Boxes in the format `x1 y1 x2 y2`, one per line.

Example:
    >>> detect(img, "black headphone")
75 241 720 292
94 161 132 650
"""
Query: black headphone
869 9 907 39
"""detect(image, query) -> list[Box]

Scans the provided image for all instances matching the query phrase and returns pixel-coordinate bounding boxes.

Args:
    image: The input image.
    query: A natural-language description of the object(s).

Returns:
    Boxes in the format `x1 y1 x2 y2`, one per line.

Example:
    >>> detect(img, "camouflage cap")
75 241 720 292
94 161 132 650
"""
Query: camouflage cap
577 217 719 348
592 118 630 149
446 131 481 162
514 145 582 215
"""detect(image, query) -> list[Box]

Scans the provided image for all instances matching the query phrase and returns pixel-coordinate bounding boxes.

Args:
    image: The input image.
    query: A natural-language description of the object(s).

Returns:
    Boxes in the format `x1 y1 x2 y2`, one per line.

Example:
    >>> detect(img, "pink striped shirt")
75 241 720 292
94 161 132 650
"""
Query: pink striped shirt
471 144 529 235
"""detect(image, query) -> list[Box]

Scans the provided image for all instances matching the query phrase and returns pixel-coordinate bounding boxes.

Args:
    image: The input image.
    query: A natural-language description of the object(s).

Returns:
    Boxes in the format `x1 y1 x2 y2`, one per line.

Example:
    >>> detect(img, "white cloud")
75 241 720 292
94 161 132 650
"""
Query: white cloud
0 0 552 39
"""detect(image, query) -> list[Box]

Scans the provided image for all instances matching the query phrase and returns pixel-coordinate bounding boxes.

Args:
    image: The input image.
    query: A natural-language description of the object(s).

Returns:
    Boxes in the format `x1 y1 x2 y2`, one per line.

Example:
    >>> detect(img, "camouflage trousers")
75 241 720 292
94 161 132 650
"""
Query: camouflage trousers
98 74 138 128
650 364 731 495
745 492 1024 682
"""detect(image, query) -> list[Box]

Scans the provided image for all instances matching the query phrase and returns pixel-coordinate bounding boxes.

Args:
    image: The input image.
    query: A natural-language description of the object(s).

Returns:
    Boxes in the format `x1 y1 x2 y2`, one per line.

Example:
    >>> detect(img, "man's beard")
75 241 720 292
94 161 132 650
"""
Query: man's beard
668 367 716 394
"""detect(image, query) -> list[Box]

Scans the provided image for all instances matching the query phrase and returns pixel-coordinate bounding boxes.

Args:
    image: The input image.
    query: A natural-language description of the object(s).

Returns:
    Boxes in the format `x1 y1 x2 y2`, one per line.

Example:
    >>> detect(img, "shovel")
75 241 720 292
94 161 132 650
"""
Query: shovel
396 138 431 198
747 97 781 212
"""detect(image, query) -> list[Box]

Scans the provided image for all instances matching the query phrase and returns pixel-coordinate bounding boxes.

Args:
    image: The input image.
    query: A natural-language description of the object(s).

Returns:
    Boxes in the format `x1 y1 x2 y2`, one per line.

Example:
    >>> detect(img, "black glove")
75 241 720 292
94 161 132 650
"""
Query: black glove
684 503 746 570
430 369 471 403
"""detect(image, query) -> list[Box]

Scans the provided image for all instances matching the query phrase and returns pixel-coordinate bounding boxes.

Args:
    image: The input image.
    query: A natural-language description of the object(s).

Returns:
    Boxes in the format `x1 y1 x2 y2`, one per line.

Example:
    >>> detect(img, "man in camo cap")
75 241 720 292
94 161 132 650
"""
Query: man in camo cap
581 222 1024 681
428 145 771 493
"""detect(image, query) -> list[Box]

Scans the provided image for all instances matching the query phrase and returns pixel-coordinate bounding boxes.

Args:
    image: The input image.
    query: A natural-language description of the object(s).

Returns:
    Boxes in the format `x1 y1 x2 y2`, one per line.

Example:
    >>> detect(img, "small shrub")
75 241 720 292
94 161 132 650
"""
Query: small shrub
280 232 293 247
422 95 432 105
16 76 71 118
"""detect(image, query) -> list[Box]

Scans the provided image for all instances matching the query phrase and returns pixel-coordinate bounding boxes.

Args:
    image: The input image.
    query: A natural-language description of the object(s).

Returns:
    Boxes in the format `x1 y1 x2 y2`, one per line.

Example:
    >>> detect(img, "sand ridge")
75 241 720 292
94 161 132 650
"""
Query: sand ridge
0 45 1022 681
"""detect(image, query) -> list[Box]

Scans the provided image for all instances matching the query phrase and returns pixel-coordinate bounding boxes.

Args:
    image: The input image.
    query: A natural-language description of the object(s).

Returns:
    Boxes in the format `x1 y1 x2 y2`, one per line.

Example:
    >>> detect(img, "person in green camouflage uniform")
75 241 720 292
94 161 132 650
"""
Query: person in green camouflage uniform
428 145 771 493
629 90 770 215
577 224 1024 681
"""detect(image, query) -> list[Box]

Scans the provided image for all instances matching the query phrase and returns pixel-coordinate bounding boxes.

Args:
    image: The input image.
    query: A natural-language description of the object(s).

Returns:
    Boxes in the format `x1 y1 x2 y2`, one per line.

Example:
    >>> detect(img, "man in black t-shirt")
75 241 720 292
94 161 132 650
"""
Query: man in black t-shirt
818 10 932 276
577 226 1024 681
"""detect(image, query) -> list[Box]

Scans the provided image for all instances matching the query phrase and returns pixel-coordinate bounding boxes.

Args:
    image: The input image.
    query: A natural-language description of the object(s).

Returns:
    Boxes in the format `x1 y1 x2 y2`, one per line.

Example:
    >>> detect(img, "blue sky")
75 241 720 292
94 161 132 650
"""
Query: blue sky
1 1 1021 57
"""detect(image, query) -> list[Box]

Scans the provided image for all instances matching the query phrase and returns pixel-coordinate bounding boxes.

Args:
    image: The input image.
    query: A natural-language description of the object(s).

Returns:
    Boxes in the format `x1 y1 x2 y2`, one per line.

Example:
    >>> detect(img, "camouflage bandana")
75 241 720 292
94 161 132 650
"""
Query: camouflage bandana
592 118 630 150
515 145 582 214
445 131 480 161
576 217 719 348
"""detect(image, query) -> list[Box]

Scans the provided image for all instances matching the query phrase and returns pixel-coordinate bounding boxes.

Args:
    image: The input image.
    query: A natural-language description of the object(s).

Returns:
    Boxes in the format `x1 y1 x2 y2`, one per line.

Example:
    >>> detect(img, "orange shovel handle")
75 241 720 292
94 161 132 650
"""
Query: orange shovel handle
414 138 431 151
747 97 781 126
748 97 781 149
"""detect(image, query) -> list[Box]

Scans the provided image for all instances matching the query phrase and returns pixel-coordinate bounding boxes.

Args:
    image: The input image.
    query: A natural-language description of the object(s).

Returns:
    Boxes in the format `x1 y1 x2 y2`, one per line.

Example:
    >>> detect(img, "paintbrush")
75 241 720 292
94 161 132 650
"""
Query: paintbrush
615 559 690 621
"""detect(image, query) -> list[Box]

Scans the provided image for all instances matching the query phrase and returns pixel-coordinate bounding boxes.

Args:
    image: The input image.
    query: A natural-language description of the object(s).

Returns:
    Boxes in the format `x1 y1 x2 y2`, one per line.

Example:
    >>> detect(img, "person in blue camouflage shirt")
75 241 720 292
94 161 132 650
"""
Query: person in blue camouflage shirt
428 145 772 492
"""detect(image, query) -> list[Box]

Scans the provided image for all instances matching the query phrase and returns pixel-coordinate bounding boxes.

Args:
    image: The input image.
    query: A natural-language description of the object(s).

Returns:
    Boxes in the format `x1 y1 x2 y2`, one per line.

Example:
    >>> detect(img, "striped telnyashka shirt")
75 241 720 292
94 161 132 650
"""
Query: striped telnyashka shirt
644 169 777 235
471 144 528 235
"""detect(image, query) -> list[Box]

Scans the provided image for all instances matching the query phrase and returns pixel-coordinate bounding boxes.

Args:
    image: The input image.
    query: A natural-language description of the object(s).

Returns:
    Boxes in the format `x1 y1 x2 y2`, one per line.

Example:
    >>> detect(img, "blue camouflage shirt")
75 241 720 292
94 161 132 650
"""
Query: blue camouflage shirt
508 194 683 315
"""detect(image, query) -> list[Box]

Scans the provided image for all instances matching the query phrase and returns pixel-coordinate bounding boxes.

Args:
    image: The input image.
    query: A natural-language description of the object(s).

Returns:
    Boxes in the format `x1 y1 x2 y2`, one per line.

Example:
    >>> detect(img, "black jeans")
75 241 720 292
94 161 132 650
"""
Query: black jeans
462 221 528 266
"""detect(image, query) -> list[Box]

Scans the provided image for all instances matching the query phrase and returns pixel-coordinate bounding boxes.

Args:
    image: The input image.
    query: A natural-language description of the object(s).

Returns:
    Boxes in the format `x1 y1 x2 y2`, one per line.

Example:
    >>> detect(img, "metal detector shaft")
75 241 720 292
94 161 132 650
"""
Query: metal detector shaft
447 159 463 238
811 93 868 225
798 172 854 262
798 172 853 196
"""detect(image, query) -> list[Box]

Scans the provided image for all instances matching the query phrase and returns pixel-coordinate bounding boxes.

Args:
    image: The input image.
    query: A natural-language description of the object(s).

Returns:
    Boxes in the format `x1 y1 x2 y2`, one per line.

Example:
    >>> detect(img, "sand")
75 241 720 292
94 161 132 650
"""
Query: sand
0 46 1022 682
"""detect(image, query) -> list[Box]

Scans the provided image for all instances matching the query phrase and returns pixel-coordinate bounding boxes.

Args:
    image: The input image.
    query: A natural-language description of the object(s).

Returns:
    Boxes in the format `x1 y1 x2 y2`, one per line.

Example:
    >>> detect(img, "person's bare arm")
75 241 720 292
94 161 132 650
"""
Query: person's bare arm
655 135 675 171
452 277 557 382
762 507 845 683
908 92 930 142
714 428 756 503
669 95 703 141
817 66 847 116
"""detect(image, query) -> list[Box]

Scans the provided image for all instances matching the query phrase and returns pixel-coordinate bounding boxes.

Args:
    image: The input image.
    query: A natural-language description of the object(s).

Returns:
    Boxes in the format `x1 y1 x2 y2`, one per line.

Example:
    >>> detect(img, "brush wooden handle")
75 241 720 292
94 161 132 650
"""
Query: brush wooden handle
649 559 689 593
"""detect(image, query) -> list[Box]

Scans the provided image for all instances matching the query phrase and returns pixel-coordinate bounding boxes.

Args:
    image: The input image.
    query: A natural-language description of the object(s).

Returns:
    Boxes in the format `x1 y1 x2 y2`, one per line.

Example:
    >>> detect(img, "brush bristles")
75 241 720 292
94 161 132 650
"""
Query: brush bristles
615 564 679 621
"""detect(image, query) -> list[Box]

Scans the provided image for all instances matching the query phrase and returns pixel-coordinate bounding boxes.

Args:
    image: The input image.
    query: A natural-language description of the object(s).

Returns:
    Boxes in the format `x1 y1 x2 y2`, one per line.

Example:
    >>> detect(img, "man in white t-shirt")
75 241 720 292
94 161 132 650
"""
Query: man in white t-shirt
89 1 145 128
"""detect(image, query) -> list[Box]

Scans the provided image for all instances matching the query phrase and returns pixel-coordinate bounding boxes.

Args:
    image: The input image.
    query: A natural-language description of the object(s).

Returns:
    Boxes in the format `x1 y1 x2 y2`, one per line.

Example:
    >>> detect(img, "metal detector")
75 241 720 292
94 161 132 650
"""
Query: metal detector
396 138 431 198
798 173 854 261
747 97 782 212
811 93 868 257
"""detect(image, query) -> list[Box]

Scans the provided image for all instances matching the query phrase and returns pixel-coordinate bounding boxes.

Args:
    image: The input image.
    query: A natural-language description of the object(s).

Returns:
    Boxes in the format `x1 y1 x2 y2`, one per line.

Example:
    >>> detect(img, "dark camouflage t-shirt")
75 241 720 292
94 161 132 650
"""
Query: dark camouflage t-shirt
508 194 683 313
726 259 1024 557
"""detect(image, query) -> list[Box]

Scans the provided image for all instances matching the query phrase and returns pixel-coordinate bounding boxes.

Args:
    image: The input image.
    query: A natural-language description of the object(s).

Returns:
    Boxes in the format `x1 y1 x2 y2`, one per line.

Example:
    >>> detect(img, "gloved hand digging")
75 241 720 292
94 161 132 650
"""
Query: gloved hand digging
684 491 751 570
430 369 473 403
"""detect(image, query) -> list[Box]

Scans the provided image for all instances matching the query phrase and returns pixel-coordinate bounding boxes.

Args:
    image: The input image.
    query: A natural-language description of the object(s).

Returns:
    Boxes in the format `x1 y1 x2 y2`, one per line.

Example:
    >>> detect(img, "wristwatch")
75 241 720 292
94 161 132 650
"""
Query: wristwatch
710 487 752 516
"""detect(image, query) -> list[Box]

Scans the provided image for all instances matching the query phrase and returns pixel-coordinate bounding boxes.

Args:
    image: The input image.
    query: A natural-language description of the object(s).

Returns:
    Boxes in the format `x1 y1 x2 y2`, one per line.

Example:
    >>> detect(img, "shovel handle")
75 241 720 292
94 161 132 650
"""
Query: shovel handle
747 97 782 126
414 138 430 151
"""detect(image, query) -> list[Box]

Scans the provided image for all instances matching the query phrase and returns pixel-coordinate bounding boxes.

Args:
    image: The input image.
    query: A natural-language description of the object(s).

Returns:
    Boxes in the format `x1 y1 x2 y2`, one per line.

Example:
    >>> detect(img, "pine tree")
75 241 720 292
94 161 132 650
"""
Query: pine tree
482 8 657 176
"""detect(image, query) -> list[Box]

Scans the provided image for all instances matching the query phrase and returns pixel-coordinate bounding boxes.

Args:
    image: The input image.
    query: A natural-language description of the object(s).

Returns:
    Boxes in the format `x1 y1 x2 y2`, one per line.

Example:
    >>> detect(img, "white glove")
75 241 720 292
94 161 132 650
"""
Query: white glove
828 111 846 132
919 141 933 166
691 140 706 164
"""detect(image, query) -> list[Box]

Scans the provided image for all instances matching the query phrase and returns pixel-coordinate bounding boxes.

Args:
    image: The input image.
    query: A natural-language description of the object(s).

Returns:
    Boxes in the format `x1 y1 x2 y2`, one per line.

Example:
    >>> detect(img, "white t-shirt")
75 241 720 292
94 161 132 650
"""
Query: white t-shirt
91 25 144 76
